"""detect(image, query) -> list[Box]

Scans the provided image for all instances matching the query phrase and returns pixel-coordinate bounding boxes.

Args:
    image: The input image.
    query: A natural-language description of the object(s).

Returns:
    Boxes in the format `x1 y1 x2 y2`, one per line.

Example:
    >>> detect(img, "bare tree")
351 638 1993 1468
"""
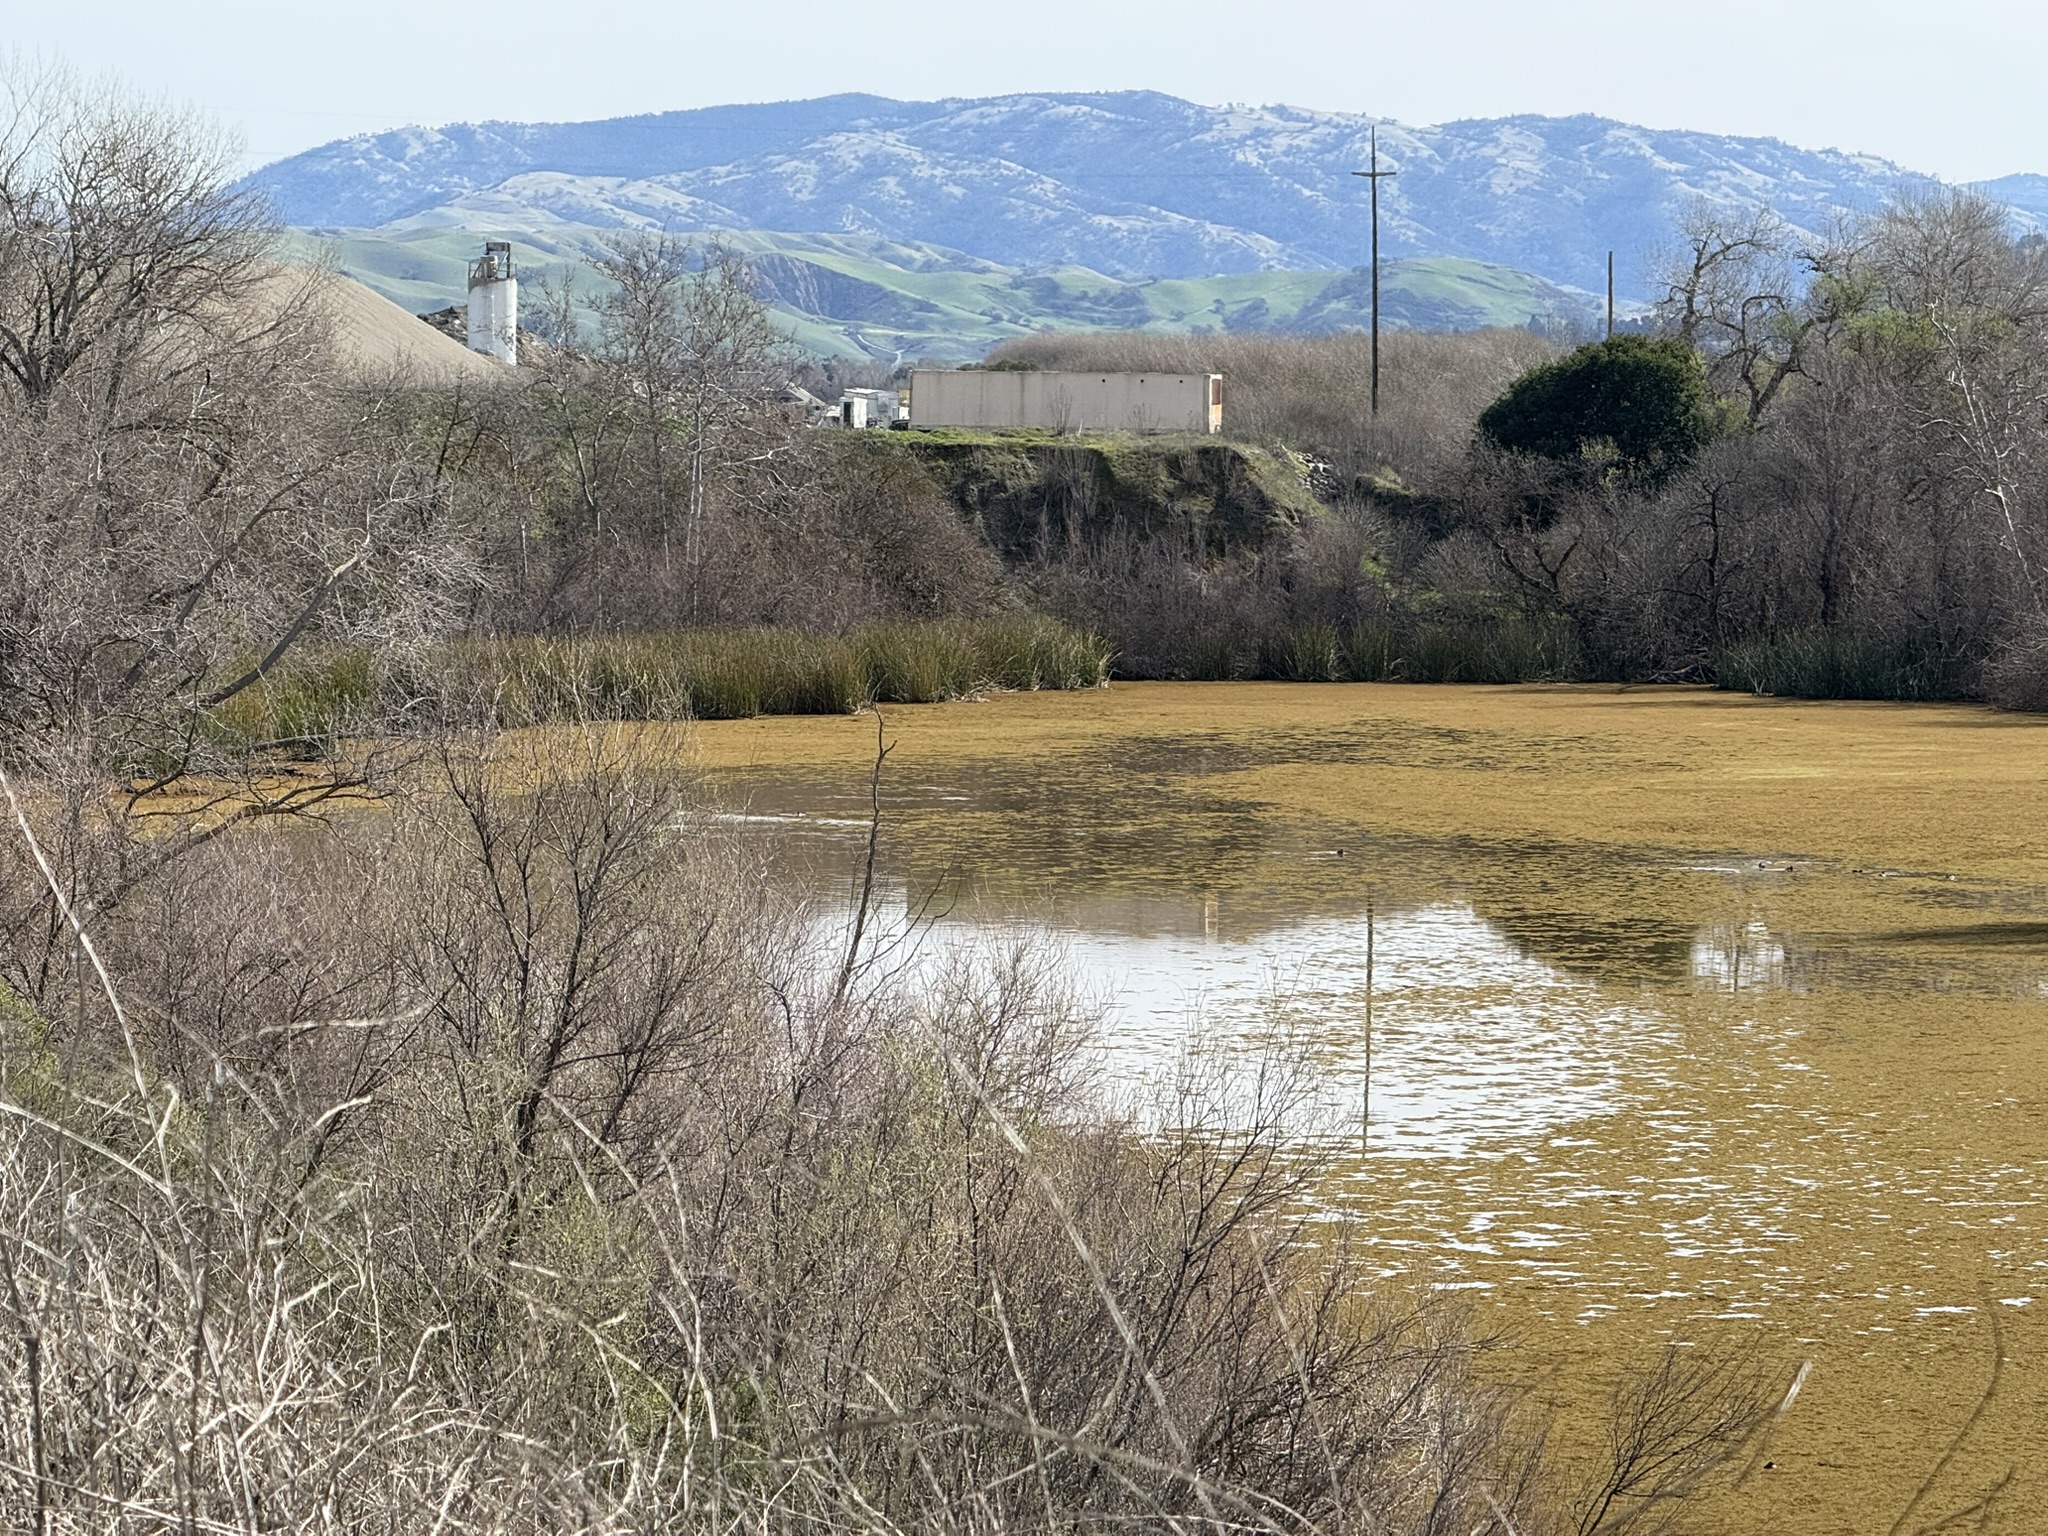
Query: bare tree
592 235 791 602
0 65 486 778
1878 189 2048 621
1655 201 1828 427
0 58 272 407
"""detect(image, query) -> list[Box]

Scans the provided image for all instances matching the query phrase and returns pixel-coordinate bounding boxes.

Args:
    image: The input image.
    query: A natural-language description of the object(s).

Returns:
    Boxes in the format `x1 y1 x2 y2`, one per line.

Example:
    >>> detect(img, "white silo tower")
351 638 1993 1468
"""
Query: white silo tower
466 241 518 365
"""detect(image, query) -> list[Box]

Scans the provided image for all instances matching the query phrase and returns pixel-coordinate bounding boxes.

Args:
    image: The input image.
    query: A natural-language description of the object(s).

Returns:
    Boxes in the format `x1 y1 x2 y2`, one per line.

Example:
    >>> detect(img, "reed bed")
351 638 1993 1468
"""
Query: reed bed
205 609 1600 758
1715 628 1967 702
1190 616 1579 684
208 617 1112 746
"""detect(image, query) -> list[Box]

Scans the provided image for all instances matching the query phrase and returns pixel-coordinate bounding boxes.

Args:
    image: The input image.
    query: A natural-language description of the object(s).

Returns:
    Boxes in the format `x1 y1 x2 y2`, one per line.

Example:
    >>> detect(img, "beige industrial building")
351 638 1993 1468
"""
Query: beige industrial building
907 369 1223 434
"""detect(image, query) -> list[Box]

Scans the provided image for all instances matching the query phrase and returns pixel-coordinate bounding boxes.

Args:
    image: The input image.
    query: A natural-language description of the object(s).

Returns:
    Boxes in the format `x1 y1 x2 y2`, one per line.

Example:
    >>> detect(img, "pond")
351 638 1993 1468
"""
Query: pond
682 681 2048 1535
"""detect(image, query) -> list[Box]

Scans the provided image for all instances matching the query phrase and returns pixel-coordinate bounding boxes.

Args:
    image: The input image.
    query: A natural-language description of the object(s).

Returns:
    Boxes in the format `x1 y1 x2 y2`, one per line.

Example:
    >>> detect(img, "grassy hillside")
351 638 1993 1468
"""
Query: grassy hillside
283 227 1606 363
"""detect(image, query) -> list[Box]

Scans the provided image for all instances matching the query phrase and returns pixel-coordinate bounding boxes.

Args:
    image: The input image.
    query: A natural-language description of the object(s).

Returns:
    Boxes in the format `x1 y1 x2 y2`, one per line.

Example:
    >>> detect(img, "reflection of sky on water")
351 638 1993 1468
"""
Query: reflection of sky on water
749 795 2048 1335
706 799 2048 999
863 890 1670 1160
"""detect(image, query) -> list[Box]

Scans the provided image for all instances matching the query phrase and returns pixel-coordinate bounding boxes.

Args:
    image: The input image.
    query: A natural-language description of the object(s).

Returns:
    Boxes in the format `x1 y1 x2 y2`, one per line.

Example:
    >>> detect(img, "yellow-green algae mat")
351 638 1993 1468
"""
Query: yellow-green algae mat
653 681 2048 1535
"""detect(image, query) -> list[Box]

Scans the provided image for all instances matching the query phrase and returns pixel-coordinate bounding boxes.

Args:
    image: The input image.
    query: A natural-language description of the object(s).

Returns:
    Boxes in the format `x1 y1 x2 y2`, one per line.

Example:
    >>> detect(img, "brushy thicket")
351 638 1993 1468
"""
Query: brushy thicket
976 330 1613 689
986 327 1556 489
0 733 1784 1535
980 193 2048 708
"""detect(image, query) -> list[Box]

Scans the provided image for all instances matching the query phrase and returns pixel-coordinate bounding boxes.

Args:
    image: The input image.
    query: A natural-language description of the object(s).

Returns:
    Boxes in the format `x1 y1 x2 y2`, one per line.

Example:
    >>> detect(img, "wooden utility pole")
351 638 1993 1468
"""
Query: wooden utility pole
1352 127 1397 415
1607 251 1615 339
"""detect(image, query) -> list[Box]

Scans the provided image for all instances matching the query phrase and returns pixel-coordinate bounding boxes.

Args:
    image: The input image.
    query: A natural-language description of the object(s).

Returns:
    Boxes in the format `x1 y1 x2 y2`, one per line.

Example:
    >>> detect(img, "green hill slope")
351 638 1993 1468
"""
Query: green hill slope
286 227 1605 363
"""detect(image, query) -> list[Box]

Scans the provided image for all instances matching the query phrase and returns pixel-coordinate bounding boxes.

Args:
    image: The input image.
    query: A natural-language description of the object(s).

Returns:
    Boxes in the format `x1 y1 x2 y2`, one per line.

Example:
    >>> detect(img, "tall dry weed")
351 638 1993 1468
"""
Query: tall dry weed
985 329 1557 486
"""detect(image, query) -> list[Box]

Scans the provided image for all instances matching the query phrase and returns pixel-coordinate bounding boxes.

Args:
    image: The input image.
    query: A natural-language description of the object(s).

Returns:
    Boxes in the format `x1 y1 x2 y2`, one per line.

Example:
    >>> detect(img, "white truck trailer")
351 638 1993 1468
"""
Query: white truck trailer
906 370 1223 434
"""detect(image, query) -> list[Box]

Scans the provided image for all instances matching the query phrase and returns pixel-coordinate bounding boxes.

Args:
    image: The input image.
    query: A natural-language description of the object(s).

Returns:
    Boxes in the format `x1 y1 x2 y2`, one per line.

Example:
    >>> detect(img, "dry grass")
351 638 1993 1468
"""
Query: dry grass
984 329 1557 483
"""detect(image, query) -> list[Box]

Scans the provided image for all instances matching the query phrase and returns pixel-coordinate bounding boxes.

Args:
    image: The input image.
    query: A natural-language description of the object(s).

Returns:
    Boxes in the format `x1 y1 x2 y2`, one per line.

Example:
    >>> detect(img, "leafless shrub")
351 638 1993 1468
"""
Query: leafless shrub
1570 1344 1778 1536
0 727 1702 1535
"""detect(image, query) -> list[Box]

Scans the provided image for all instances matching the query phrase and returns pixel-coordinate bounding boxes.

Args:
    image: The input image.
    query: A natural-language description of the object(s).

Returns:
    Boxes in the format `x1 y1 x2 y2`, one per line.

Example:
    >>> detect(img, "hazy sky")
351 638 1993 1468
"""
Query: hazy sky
9 0 2041 183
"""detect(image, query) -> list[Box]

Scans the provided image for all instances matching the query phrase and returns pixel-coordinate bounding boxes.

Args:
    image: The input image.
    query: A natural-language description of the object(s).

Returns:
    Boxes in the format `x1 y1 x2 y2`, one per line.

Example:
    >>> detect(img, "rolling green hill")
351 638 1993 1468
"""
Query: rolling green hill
284 227 1606 364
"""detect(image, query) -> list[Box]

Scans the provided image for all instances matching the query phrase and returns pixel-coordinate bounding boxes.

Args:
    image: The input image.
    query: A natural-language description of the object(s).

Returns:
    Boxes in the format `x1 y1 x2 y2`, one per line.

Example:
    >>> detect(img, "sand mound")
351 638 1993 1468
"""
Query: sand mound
309 271 511 385
242 268 510 386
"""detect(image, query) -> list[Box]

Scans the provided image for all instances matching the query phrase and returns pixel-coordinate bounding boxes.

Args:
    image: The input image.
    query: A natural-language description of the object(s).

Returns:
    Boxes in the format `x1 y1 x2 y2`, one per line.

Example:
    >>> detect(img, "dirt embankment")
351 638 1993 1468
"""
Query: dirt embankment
866 433 1323 564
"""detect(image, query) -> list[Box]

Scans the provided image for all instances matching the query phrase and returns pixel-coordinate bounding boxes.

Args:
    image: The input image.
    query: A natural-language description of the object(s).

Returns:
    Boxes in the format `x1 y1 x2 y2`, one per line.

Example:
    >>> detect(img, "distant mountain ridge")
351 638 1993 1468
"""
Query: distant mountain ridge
247 91 1963 297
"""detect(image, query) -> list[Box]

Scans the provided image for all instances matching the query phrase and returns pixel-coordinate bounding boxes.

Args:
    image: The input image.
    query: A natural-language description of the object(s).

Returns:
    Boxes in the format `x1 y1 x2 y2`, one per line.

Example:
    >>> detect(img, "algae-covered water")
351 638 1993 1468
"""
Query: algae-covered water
682 682 2048 1535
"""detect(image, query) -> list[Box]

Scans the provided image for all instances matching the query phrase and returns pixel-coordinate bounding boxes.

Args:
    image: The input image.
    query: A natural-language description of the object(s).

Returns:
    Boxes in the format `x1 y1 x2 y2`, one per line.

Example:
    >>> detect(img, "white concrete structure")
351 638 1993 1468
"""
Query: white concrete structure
834 388 901 428
907 369 1222 434
466 241 518 366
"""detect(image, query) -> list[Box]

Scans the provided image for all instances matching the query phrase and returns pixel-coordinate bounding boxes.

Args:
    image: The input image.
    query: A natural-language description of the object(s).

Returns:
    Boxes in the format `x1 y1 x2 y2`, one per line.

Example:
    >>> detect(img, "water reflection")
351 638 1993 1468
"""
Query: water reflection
694 702 2048 1523
879 888 1670 1160
1690 920 1793 992
712 780 2048 1004
714 770 2048 1320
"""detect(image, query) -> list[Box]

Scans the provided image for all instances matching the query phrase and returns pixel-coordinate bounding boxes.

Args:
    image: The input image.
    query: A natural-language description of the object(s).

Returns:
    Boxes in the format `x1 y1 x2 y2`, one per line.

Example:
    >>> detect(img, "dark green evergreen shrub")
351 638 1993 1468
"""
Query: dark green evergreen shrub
1477 335 1717 483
